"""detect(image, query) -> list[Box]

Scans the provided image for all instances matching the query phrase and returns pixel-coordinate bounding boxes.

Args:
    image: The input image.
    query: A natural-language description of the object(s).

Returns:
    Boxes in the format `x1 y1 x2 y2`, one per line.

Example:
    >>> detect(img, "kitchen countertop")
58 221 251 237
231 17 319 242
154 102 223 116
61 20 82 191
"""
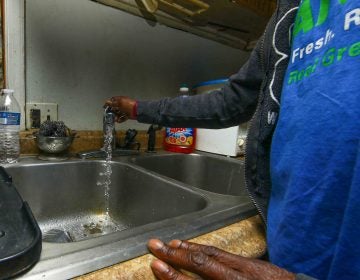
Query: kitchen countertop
75 215 266 280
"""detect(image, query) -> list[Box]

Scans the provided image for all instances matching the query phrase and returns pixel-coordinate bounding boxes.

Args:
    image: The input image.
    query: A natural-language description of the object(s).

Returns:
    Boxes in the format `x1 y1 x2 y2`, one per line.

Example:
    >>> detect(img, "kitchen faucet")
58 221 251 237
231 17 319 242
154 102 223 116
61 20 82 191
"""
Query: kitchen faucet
77 108 140 159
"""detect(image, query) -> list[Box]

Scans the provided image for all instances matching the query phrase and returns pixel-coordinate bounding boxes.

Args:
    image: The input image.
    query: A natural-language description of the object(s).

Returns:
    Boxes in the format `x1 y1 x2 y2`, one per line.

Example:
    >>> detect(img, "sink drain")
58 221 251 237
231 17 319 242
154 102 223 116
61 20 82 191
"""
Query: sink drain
83 222 104 235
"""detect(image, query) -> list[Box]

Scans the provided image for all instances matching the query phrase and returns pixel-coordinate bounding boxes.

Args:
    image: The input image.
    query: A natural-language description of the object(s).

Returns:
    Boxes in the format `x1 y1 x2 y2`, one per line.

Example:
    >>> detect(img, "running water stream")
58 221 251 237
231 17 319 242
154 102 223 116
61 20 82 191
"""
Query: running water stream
90 108 120 235
100 115 113 217
43 109 124 241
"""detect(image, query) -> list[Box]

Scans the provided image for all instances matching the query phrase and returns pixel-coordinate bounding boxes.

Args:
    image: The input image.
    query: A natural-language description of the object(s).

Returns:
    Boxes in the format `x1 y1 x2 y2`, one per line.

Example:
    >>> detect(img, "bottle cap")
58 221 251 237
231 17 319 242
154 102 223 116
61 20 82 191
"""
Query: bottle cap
2 89 15 94
179 84 189 93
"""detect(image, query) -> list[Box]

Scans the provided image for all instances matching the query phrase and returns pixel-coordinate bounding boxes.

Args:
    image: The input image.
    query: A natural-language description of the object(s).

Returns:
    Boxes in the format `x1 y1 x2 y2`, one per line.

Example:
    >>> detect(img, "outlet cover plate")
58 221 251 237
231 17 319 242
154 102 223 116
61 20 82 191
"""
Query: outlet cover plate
26 103 58 129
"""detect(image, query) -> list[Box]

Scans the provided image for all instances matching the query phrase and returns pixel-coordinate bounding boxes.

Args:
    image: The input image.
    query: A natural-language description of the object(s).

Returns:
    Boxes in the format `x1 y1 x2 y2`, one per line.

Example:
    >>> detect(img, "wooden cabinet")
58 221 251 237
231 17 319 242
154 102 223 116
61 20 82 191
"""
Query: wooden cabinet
91 0 276 50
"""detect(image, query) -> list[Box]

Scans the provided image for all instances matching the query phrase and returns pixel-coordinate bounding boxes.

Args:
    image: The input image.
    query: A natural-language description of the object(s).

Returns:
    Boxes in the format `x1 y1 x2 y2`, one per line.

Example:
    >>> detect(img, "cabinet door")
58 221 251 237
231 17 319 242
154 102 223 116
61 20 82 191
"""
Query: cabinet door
92 0 275 50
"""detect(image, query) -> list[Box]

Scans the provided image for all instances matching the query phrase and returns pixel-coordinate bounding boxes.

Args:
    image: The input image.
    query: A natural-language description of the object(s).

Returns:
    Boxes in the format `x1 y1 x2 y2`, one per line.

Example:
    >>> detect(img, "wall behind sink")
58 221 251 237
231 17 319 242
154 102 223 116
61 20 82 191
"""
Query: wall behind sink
26 0 250 131
0 4 3 90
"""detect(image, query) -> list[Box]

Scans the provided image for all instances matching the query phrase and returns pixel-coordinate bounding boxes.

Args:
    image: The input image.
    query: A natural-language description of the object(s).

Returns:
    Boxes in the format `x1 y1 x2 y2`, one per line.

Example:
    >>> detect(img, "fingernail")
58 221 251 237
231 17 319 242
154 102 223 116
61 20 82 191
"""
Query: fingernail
151 260 169 273
149 239 164 249
168 239 182 248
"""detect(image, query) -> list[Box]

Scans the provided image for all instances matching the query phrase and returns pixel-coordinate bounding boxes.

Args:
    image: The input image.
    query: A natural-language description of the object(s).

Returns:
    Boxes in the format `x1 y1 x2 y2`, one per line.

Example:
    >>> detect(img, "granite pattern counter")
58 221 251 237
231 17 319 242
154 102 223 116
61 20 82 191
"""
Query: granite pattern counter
75 215 266 280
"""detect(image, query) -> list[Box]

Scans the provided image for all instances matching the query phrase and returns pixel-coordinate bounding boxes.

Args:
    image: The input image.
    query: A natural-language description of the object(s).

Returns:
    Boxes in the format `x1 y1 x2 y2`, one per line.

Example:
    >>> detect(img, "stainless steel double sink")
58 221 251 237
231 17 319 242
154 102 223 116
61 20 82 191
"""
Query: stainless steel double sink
4 152 256 279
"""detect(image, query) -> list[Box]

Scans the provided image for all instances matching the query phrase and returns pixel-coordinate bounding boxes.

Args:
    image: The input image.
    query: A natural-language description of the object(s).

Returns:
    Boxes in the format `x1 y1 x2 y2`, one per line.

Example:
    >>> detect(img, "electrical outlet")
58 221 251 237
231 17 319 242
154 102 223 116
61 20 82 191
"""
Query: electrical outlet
26 103 58 129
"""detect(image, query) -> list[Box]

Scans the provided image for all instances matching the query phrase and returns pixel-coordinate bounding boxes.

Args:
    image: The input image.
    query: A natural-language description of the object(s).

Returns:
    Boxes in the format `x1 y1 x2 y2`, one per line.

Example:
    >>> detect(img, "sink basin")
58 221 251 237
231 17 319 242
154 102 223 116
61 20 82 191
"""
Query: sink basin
6 161 206 243
3 153 256 279
130 153 247 196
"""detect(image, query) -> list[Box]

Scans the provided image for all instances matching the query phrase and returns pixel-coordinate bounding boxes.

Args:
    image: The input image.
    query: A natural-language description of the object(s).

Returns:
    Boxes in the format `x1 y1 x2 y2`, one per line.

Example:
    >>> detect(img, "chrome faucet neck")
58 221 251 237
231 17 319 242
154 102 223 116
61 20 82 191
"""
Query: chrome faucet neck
103 107 116 149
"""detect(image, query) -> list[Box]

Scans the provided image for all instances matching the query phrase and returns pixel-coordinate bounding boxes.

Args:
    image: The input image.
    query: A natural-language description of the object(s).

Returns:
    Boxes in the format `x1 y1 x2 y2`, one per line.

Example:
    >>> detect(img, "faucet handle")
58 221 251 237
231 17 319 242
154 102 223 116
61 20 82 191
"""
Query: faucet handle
118 129 141 151
146 124 162 152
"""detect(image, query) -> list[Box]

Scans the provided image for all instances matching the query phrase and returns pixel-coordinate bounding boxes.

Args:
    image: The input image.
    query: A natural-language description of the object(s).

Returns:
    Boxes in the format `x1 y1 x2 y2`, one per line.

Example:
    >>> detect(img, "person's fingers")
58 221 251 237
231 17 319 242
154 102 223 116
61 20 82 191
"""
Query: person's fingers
104 99 113 107
150 259 193 280
148 239 246 280
168 240 249 270
114 114 128 123
104 97 128 122
167 240 295 280
104 96 136 119
104 97 120 108
104 97 121 108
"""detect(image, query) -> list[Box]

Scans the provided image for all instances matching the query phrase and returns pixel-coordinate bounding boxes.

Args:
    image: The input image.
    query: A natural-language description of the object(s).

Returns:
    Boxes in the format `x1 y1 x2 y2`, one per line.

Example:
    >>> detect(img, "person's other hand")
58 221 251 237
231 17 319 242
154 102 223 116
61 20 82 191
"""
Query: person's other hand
104 96 137 123
148 239 295 280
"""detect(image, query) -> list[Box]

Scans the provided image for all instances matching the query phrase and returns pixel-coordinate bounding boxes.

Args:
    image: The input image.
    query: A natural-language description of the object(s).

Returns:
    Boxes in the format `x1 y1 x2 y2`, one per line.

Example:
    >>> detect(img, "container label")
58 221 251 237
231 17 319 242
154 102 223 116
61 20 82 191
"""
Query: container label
0 112 21 125
165 127 194 146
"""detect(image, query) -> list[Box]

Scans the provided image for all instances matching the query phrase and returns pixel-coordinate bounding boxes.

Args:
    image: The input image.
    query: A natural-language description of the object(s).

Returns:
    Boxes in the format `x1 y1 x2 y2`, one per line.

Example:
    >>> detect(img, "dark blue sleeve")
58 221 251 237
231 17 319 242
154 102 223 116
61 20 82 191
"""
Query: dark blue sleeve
136 36 265 129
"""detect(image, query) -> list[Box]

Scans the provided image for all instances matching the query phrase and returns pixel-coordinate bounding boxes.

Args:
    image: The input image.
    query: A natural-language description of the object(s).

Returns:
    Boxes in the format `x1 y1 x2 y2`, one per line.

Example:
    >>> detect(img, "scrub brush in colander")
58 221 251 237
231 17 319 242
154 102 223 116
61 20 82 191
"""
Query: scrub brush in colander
39 120 71 137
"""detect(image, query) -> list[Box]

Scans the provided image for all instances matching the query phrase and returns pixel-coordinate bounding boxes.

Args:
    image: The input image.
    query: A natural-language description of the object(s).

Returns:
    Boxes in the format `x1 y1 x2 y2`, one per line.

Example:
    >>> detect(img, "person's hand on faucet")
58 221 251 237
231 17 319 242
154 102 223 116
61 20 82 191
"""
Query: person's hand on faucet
104 96 137 123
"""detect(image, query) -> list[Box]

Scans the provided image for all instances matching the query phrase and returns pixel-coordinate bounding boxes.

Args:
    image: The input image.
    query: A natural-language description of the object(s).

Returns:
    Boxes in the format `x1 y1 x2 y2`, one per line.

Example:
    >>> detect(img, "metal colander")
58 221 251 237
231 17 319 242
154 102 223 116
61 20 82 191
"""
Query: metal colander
35 134 75 154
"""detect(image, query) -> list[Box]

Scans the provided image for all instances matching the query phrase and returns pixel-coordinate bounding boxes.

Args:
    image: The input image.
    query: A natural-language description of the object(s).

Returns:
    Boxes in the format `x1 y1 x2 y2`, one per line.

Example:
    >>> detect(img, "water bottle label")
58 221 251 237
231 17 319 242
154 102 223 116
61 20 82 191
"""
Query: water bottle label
0 112 21 125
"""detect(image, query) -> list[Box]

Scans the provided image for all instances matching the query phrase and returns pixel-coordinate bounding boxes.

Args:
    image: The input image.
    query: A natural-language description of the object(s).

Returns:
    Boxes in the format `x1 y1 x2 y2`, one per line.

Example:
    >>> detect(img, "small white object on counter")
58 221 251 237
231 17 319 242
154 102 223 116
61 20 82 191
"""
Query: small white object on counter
193 79 248 157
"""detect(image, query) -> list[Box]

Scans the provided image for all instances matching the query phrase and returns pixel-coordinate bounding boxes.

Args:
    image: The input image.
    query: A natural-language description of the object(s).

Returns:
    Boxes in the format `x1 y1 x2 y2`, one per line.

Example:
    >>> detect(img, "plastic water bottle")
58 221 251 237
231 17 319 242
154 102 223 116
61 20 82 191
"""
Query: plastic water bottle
0 89 21 163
